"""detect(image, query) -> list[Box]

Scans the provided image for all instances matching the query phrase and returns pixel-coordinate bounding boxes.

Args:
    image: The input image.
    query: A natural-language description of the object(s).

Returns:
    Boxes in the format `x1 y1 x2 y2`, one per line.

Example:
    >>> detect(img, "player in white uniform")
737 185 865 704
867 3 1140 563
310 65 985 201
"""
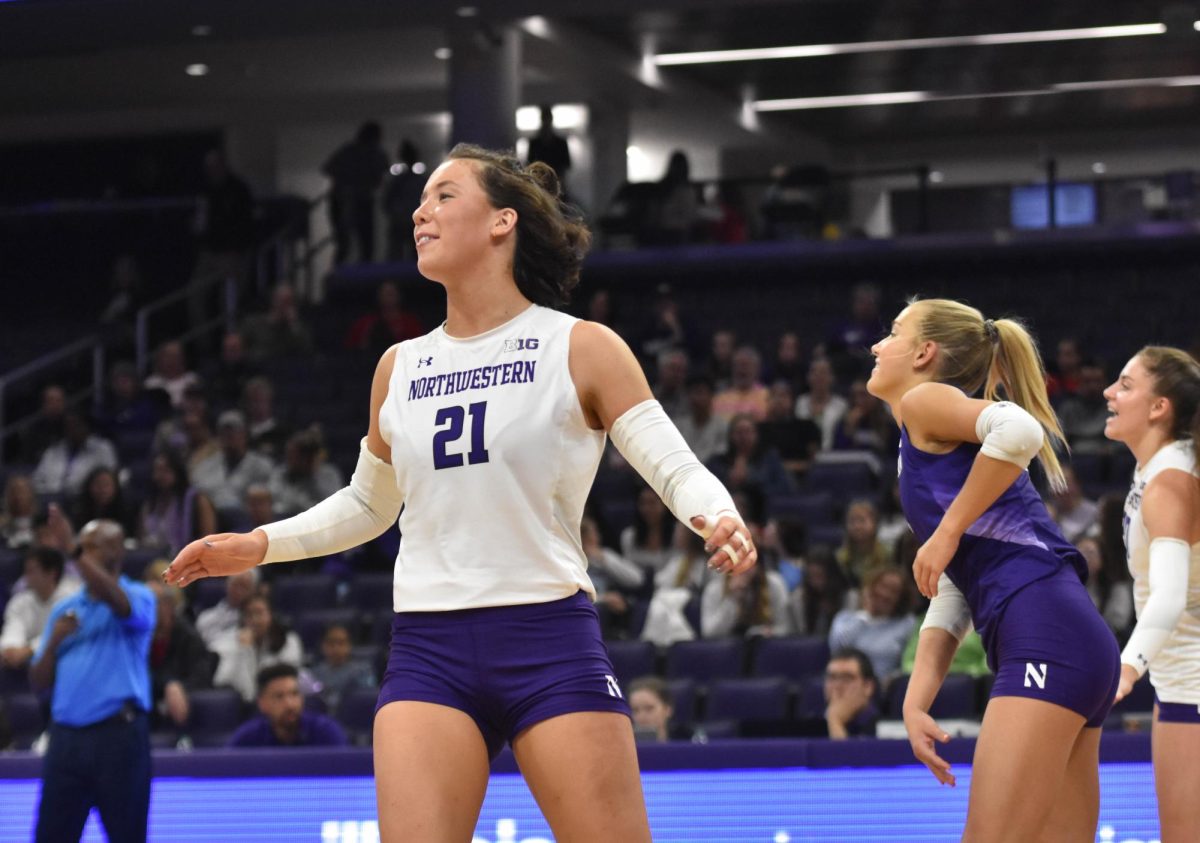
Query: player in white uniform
1104 345 1200 843
164 144 756 842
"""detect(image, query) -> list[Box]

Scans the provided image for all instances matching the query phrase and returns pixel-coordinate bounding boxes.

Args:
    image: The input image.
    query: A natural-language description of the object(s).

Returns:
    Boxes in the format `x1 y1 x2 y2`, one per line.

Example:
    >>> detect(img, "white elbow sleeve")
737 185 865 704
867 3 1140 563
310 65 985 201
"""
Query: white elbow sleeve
921 574 973 642
975 401 1043 469
260 438 404 564
1121 537 1190 677
609 400 739 538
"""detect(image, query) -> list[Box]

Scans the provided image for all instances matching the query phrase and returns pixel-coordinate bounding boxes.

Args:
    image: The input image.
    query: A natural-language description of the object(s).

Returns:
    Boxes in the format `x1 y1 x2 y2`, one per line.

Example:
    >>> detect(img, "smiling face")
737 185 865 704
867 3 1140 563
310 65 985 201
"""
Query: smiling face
867 305 922 400
1102 354 1165 445
411 159 513 284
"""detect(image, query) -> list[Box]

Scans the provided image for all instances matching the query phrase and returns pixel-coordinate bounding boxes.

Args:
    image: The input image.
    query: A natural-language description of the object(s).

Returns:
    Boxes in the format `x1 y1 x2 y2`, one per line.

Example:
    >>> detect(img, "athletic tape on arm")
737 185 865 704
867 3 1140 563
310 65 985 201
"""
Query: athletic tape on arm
974 401 1043 469
260 438 404 564
609 399 739 537
920 574 973 642
1120 537 1190 677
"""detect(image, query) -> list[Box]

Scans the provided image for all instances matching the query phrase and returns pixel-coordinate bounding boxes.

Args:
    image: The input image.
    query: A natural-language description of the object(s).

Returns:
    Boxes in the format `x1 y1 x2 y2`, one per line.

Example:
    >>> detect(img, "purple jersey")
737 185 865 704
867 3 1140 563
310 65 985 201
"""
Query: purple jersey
898 427 1086 665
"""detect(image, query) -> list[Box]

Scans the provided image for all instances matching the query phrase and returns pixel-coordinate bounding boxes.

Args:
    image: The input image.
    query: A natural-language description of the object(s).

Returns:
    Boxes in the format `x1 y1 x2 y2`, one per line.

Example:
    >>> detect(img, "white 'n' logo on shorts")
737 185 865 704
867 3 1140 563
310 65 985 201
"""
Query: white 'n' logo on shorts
1023 662 1048 689
605 675 623 699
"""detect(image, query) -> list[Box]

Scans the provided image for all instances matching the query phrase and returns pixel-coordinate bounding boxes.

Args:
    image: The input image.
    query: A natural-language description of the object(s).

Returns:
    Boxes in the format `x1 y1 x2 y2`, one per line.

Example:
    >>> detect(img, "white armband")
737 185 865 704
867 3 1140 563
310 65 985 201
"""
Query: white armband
609 400 739 538
921 574 973 642
1121 537 1190 678
975 401 1043 469
260 438 404 564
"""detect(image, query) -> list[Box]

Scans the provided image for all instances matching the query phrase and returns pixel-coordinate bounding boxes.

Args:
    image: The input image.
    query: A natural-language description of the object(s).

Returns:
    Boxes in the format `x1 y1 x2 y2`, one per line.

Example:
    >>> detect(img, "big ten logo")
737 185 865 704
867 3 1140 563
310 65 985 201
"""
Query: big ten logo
503 338 539 352
472 819 551 843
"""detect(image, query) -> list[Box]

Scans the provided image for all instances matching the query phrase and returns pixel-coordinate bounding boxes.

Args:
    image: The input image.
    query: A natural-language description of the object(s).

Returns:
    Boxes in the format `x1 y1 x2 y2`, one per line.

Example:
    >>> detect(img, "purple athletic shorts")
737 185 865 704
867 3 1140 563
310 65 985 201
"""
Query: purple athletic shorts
1155 696 1200 724
376 590 631 759
989 569 1121 728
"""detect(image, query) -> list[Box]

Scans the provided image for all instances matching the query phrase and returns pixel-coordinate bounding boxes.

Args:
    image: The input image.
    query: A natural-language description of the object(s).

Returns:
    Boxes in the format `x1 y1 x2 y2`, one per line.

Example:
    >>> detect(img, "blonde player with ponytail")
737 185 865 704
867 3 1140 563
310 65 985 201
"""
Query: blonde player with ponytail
868 298 1119 842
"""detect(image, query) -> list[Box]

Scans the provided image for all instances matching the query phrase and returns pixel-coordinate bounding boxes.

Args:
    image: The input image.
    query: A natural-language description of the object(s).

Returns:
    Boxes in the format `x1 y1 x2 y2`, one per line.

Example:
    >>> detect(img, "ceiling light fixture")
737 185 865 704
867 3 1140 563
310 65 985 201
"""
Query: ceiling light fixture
185 63 210 77
434 47 452 60
191 24 213 37
655 23 1166 66
754 74 1200 111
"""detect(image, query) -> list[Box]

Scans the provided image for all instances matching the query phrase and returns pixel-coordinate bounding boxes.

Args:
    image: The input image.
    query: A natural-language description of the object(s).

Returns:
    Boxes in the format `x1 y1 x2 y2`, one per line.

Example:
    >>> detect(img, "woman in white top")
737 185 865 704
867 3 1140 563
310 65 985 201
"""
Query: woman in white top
1104 345 1200 843
165 144 755 842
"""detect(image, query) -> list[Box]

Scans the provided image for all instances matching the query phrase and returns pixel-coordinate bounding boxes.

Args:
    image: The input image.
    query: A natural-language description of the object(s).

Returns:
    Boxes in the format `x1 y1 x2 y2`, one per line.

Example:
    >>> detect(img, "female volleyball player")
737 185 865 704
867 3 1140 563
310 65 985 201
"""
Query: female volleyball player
1104 346 1200 843
868 299 1119 841
163 144 755 842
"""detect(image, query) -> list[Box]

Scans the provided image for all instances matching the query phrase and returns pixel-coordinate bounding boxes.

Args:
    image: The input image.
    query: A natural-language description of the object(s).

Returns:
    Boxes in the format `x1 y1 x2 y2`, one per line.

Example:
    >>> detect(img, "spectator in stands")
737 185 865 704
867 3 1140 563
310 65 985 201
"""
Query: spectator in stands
758 381 821 479
202 331 260 413
795 357 848 451
243 485 276 531
143 341 201 409
242 376 289 461
309 623 377 714
580 515 644 639
833 379 895 458
95 361 166 446
628 676 689 742
713 347 770 422
1051 465 1099 542
145 580 214 736
706 414 795 501
768 332 807 394
70 467 137 538
526 105 572 187
1085 494 1135 638
1047 337 1083 401
190 148 255 329
0 474 39 549
344 279 426 356
241 283 315 363
180 408 221 473
323 121 390 265
139 450 217 556
21 384 67 464
195 568 259 648
640 529 709 647
29 520 155 843
30 504 80 562
828 565 915 680
876 479 910 556
646 150 698 246
191 410 275 515
212 592 304 703
637 284 692 366
674 375 728 463
901 615 989 678
789 545 853 637
706 329 737 390
701 556 791 639
152 382 211 461
835 499 890 586
383 139 425 262
32 411 119 498
1 548 81 670
268 428 344 517
620 486 677 574
823 647 880 739
229 663 347 748
98 254 147 329
652 349 689 421
826 282 884 385
1057 360 1110 453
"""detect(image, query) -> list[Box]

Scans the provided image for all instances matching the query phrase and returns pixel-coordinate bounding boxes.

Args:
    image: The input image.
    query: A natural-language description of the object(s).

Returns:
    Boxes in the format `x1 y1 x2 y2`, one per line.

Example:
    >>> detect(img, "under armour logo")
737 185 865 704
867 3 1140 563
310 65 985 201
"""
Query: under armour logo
605 675 623 699
1023 662 1047 689
417 357 433 367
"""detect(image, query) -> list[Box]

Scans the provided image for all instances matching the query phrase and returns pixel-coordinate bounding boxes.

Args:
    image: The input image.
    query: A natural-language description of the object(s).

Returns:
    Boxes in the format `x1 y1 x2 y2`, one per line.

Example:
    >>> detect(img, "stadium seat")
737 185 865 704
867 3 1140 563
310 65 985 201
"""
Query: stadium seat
336 686 380 746
186 688 245 747
752 636 830 682
347 573 395 612
666 678 697 726
705 677 790 725
188 577 227 612
606 639 657 686
271 574 337 614
804 460 877 502
5 692 45 749
885 673 978 719
664 639 744 682
293 608 361 651
766 493 835 526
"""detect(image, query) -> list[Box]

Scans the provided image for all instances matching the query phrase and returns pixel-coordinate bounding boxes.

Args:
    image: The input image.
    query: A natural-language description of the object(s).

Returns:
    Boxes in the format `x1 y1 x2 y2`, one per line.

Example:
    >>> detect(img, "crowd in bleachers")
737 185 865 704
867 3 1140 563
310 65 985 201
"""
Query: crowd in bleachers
0 267 1161 752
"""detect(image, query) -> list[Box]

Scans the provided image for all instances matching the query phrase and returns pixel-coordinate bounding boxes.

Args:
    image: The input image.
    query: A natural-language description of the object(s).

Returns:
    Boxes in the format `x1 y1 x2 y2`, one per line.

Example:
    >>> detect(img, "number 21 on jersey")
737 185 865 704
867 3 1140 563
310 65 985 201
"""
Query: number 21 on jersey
432 402 490 469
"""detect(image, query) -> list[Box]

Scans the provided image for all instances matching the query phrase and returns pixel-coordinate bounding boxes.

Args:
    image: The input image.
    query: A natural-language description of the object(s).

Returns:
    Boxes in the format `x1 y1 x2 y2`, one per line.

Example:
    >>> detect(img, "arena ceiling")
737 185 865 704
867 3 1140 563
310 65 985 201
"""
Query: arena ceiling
0 0 1198 143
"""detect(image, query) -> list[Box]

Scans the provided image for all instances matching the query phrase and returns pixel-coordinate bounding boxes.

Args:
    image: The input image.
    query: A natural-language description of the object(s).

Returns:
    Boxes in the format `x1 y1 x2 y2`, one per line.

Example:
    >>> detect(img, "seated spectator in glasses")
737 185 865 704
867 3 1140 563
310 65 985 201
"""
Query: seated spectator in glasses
228 664 347 748
823 647 880 739
309 623 377 713
1 548 81 671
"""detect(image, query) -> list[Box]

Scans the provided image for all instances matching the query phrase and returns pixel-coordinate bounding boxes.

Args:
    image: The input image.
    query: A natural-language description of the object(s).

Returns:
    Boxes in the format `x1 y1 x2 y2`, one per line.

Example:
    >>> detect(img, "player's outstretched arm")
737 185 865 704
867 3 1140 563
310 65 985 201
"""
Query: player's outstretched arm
903 625 960 786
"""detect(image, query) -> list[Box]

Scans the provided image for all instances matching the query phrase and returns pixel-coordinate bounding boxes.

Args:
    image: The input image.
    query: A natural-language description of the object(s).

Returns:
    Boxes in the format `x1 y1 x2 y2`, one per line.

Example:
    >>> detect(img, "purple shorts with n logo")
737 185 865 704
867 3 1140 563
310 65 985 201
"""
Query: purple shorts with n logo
376 590 631 759
988 569 1121 727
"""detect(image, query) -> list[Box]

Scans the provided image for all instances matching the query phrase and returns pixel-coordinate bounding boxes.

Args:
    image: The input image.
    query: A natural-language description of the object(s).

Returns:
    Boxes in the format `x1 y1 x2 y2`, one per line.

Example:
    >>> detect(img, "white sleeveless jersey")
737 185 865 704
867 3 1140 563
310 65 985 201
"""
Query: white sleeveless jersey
377 305 603 612
1124 439 1200 704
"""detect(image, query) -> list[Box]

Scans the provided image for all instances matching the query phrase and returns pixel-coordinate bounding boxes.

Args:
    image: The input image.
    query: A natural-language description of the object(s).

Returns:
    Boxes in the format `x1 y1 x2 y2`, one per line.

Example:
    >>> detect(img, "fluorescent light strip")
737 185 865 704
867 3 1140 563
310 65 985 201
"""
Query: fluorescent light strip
655 23 1165 66
754 74 1200 111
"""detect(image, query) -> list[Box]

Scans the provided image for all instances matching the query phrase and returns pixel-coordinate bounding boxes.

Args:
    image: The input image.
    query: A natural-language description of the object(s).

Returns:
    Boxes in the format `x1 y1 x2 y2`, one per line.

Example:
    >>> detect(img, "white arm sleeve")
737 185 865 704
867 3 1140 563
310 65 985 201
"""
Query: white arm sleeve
974 401 1043 469
1120 537 1190 677
920 574 973 642
609 400 739 537
259 438 404 564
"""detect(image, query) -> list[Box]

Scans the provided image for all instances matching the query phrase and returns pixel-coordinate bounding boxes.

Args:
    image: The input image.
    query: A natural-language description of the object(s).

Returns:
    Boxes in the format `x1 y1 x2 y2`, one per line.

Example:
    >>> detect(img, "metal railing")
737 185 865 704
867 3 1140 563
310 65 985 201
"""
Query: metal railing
134 273 239 376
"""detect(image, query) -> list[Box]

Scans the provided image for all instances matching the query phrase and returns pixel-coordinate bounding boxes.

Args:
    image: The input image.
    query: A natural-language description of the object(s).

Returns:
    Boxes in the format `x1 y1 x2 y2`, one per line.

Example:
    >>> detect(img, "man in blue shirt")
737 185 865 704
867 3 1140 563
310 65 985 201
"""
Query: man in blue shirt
228 663 348 748
30 519 156 843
